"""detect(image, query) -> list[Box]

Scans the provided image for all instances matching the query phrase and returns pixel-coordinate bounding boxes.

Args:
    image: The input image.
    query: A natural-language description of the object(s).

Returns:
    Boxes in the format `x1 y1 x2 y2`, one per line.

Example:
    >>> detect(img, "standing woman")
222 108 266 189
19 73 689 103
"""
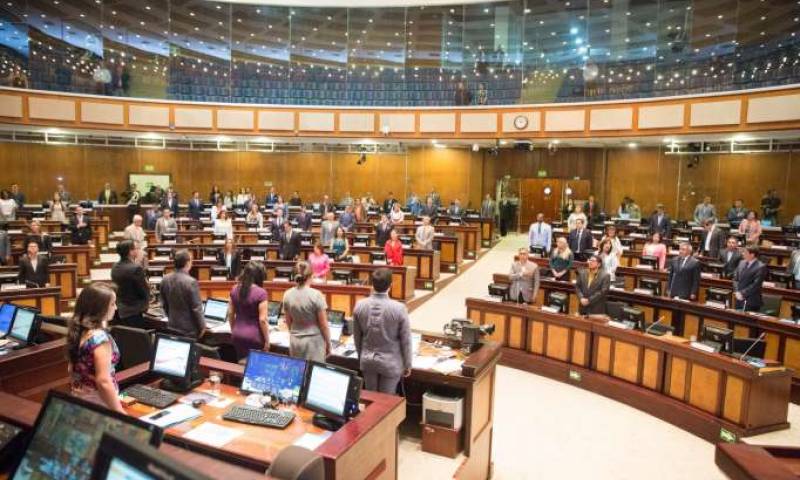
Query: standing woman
49 191 68 224
331 227 350 260
598 238 619 282
384 229 404 266
67 284 125 413
214 209 234 240
738 210 762 245
210 185 222 204
308 243 332 280
642 231 667 270
283 261 331 362
549 237 574 281
226 261 270 360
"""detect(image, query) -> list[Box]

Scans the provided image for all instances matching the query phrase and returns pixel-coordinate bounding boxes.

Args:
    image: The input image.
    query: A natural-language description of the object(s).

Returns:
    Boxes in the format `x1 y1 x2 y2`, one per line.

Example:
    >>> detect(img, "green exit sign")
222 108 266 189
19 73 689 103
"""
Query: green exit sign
144 165 155 172
537 169 548 177
719 428 736 443
568 370 581 382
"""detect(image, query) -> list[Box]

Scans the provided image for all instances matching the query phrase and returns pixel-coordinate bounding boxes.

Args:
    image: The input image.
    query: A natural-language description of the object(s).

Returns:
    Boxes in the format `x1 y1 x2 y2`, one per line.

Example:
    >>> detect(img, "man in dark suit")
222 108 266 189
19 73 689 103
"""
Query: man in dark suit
96 182 118 204
719 236 743 279
667 242 701 300
568 219 593 261
318 195 335 216
419 197 438 222
733 245 767 311
375 214 393 248
574 255 610 315
17 240 49 287
26 220 52 253
264 186 279 207
160 250 205 339
161 191 179 217
216 239 242 280
648 203 671 239
110 240 149 326
10 183 24 207
187 191 204 220
447 199 464 218
269 209 285 239
700 218 726 259
69 206 92 245
294 206 313 231
382 192 397 215
279 221 302 261
583 195 601 225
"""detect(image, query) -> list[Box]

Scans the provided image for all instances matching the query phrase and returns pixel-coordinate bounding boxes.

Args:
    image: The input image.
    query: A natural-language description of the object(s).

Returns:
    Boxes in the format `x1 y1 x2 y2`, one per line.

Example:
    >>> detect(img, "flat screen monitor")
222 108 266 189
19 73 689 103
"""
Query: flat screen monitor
327 309 345 325
792 304 800 321
529 245 545 256
622 307 644 329
11 391 162 480
275 267 294 279
639 277 661 296
203 298 228 322
547 292 568 313
90 432 211 480
267 300 282 319
332 269 353 283
0 303 16 337
150 334 198 390
9 307 37 343
487 283 509 301
639 255 658 268
302 362 362 424
701 325 734 353
732 337 767 359
241 351 308 404
0 273 18 285
370 252 387 263
706 288 731 308
399 236 413 247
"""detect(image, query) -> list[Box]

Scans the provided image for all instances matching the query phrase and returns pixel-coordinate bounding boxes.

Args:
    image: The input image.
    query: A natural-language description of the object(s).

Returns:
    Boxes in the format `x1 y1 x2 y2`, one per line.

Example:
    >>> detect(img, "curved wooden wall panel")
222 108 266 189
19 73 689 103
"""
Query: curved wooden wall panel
1 85 799 139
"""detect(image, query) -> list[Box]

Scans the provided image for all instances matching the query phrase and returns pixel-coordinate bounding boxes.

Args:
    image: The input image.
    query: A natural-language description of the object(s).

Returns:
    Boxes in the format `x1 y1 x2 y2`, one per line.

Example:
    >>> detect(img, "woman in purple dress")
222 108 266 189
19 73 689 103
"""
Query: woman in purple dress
227 261 270 360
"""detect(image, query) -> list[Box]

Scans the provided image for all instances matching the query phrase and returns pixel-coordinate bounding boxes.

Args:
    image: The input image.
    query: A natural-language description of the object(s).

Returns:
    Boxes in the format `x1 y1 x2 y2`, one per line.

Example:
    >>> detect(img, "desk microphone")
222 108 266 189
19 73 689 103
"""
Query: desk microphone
645 316 666 334
739 332 766 360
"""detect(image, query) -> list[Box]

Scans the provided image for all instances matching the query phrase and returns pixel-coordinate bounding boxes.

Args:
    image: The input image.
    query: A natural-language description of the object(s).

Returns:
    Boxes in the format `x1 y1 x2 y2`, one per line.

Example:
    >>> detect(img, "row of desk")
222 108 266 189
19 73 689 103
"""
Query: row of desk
466 297 792 443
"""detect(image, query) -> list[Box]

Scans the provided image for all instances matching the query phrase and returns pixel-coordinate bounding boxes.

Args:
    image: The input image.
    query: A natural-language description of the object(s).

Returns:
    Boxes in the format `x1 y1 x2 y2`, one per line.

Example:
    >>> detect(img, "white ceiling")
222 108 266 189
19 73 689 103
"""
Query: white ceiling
212 0 500 7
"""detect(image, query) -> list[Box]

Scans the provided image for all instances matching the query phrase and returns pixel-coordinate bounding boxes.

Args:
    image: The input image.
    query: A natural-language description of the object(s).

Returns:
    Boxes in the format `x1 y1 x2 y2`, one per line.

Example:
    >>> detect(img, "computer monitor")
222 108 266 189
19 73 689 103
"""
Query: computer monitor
302 362 362 431
241 351 308 405
639 277 661 296
529 245 545 257
161 233 177 243
299 232 313 245
90 432 211 480
9 307 39 345
247 247 267 260
370 251 387 264
202 247 220 260
267 300 282 324
700 325 734 353
275 266 294 280
732 337 767 359
150 334 201 392
257 231 272 242
792 304 800 321
487 283 509 301
0 273 18 285
547 291 568 313
399 236 413 248
621 307 644 330
332 269 353 283
155 247 173 259
703 262 726 277
0 303 16 337
767 270 793 288
146 266 165 277
639 255 658 269
203 298 228 322
10 390 162 480
327 309 345 326
706 288 732 308
354 234 370 245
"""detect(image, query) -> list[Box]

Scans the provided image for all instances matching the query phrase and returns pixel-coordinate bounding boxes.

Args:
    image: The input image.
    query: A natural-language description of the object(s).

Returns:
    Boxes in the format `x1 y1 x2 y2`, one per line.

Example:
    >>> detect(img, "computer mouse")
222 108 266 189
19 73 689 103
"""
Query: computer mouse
192 399 206 408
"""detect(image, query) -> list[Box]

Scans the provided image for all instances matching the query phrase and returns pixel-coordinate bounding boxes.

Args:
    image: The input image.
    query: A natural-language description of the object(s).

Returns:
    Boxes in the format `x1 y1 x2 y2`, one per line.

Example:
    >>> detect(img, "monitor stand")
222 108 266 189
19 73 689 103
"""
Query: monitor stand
312 414 344 432
160 370 203 393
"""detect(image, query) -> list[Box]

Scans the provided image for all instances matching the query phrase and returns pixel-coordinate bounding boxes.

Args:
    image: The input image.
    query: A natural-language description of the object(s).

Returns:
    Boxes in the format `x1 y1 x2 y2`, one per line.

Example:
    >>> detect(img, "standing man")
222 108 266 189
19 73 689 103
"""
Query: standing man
10 183 24 207
320 212 339 248
161 190 179 217
761 189 782 226
279 221 301 261
111 240 149 327
667 242 701 300
17 240 49 287
700 218 727 259
568 218 593 261
70 206 92 245
787 246 800 289
648 203 671 238
160 250 205 339
733 245 767 311
574 255 610 315
188 191 204 220
693 196 717 224
155 208 177 243
97 182 118 204
415 216 435 250
419 197 438 221
509 248 540 304
383 192 397 215
583 195 601 225
480 194 495 221
375 214 393 248
353 268 412 394
265 186 279 207
339 205 356 230
447 199 464 218
727 199 747 226
56 183 71 204
528 213 552 255
720 236 743 279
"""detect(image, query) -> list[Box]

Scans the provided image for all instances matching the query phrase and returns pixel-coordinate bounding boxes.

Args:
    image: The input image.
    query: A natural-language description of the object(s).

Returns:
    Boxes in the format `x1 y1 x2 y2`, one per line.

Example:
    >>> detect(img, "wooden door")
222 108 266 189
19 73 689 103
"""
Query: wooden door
520 178 563 227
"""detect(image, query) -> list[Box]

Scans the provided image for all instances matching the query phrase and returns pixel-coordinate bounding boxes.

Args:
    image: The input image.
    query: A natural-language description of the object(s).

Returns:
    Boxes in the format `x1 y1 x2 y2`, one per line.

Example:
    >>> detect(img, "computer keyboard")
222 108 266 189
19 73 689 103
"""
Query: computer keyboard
222 404 296 429
122 384 179 409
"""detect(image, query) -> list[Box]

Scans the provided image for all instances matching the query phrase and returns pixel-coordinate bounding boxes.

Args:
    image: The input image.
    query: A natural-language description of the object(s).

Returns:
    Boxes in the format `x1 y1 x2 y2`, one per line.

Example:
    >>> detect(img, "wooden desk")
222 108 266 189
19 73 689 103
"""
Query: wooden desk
0 391 274 480
462 217 494 248
0 337 67 401
197 281 371 317
0 287 61 316
715 443 800 480
466 298 792 442
52 245 92 277
0 262 78 302
117 358 405 479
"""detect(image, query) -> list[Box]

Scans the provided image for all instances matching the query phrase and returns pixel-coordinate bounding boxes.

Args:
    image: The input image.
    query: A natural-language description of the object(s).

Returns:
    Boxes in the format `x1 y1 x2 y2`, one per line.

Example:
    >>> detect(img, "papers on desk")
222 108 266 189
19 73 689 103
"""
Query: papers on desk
270 331 291 348
431 359 463 375
412 356 439 370
771 245 789 250
210 322 231 334
412 333 422 355
541 306 562 313
633 288 654 296
141 404 202 428
183 422 244 448
293 431 332 450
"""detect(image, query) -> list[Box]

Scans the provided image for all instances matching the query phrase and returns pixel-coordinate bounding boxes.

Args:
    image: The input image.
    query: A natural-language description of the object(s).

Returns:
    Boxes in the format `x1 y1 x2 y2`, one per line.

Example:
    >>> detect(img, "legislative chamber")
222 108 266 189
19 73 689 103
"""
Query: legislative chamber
0 0 799 479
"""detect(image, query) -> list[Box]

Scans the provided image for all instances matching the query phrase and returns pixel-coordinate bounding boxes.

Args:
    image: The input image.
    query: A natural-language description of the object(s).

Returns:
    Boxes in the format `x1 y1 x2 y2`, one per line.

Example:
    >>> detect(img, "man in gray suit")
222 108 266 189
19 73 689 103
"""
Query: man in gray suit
509 248 540 304
353 268 412 394
415 216 435 250
155 208 177 243
575 254 610 315
480 194 495 221
0 228 10 265
733 245 767 311
787 247 800 289
160 250 205 338
320 212 339 248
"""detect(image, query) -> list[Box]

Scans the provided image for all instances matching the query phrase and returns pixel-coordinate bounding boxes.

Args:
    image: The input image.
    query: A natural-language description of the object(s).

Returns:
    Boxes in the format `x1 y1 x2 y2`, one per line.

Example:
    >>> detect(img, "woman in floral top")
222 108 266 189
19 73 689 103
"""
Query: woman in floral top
67 283 125 413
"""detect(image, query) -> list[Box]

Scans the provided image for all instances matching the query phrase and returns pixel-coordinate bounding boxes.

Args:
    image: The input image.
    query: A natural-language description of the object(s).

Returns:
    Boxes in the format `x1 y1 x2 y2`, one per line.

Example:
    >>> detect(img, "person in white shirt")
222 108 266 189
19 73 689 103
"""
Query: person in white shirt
389 203 405 224
598 238 619 282
214 209 234 240
599 225 623 258
0 190 17 222
415 216 435 250
567 204 588 231
211 200 225 222
245 203 264 229
528 213 552 254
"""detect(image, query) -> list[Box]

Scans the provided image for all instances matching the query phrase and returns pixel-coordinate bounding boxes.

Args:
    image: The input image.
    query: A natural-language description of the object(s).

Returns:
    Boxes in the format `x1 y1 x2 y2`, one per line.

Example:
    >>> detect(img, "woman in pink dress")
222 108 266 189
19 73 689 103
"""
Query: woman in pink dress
307 243 331 280
738 210 762 245
642 231 667 270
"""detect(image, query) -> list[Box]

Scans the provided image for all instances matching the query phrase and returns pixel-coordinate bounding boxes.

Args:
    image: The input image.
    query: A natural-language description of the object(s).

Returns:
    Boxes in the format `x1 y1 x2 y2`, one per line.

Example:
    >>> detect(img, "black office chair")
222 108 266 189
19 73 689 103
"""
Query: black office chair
267 446 325 480
196 343 221 360
110 326 154 370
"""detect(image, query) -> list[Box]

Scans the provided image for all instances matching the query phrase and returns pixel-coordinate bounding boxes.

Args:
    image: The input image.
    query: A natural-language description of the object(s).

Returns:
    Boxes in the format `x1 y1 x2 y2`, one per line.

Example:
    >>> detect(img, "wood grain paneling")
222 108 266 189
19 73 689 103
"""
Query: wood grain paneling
668 357 688 400
611 341 640 384
529 321 545 354
723 375 745 424
545 324 569 361
689 364 721 414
